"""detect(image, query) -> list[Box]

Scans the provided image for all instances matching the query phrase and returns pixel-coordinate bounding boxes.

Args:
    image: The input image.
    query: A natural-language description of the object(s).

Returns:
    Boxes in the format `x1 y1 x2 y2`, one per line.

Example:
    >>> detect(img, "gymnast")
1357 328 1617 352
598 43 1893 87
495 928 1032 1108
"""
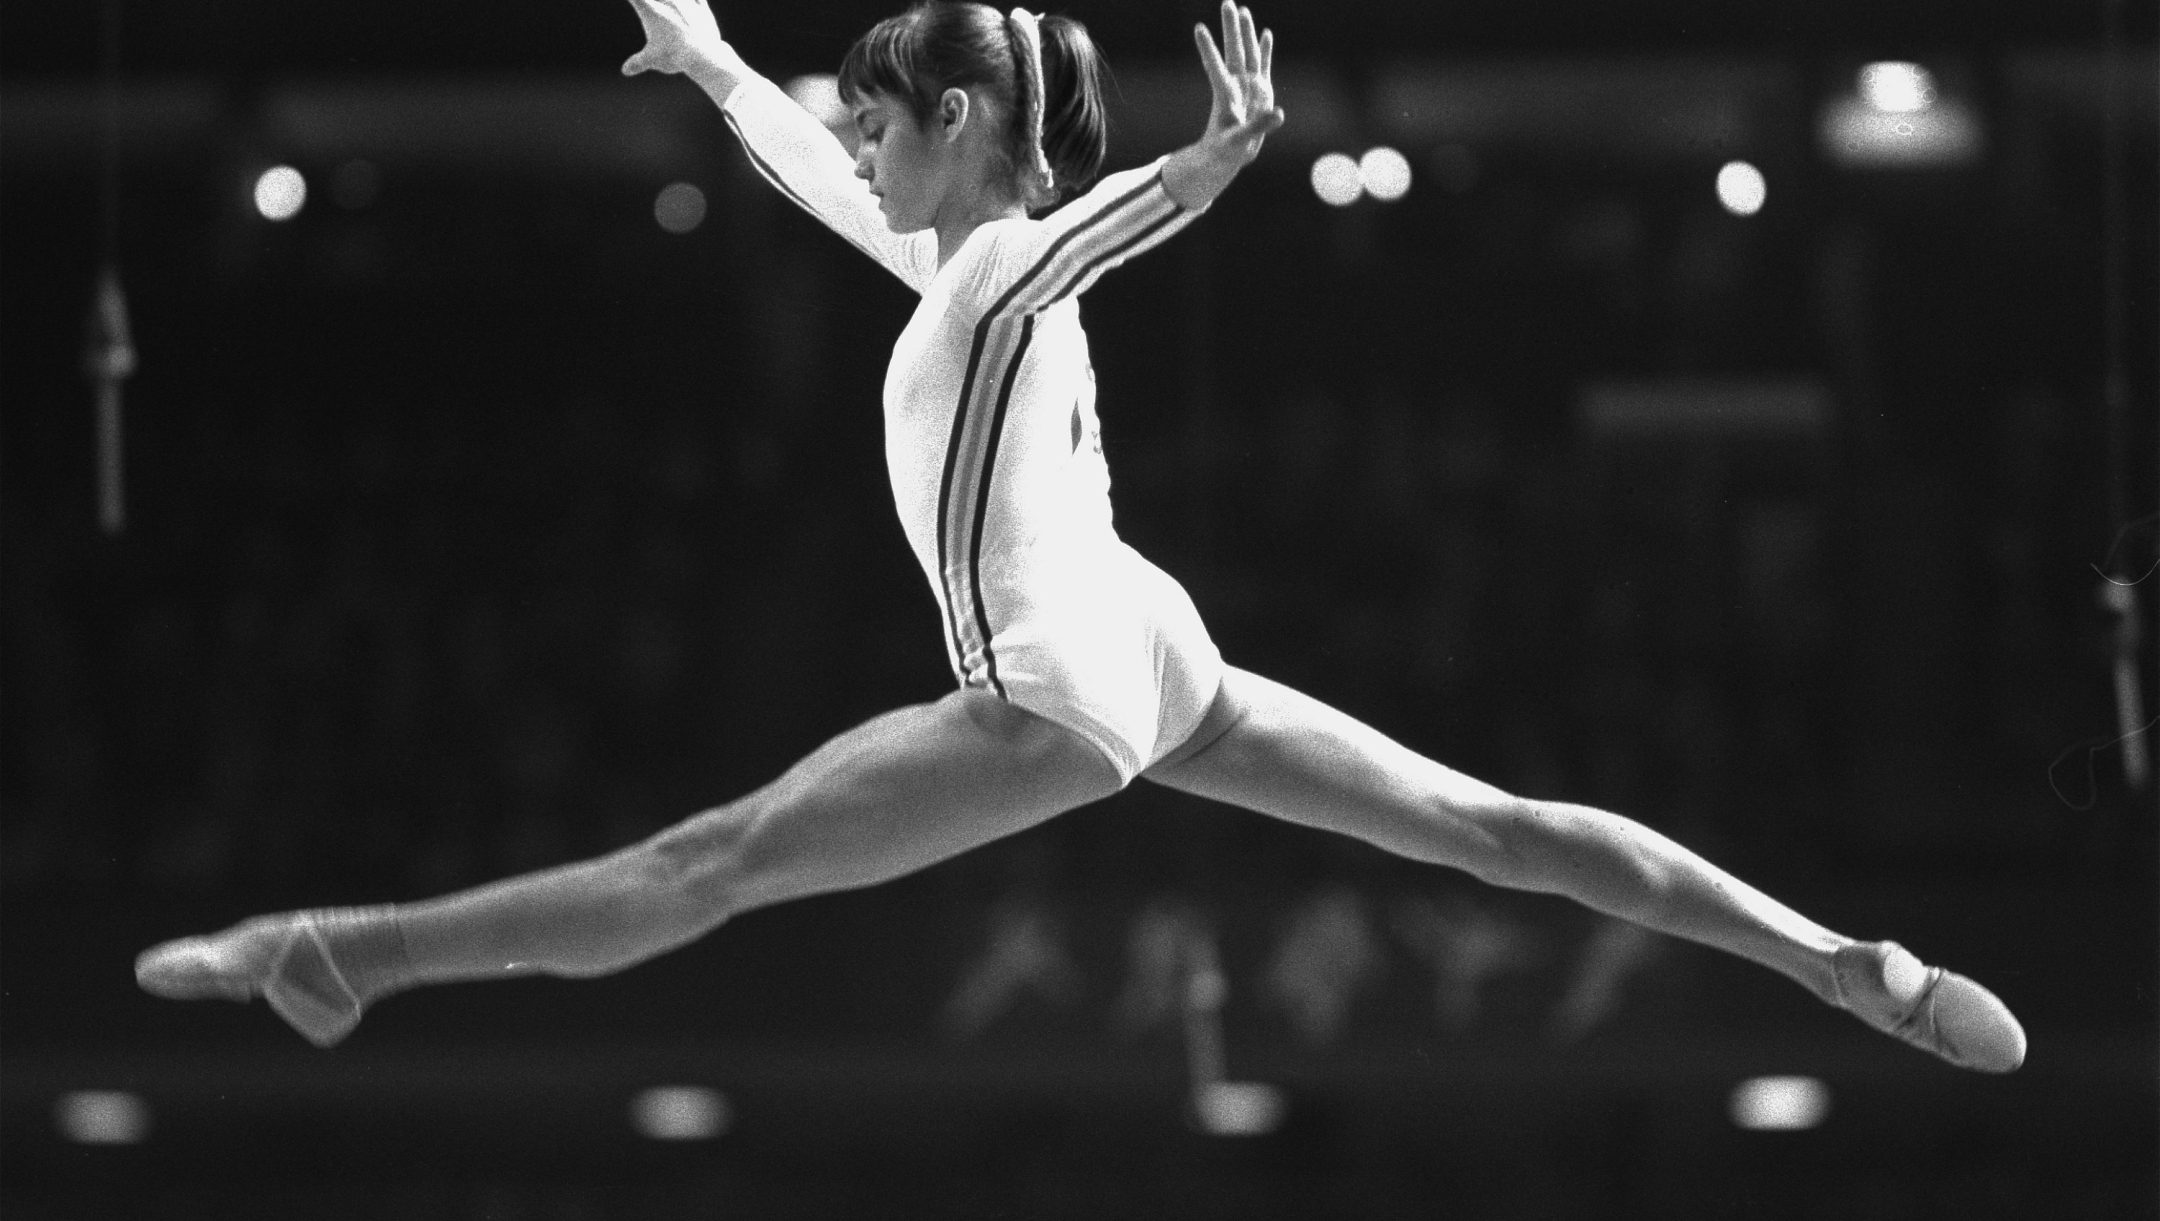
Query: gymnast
137 0 2025 1074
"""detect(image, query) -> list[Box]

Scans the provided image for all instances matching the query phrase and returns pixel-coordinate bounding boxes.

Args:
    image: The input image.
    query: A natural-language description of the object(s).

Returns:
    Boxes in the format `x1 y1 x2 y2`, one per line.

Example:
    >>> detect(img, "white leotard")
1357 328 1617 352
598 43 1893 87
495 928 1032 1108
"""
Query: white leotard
721 74 1223 781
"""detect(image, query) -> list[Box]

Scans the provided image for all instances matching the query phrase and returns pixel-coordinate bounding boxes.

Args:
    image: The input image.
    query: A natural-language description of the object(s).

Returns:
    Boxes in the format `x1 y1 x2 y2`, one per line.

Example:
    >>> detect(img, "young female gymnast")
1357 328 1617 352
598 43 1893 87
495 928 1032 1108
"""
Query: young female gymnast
136 0 2025 1073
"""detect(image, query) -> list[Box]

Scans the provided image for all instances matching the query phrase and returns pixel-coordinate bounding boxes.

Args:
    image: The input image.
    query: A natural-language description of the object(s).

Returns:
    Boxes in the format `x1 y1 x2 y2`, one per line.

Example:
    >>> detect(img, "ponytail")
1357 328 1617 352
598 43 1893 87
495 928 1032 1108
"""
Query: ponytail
1034 14 1108 202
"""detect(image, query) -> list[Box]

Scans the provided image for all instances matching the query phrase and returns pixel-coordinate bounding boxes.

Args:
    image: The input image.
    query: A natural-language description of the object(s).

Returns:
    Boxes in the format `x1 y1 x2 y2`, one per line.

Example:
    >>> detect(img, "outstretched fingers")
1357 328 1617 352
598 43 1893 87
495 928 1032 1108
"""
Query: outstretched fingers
1193 21 1232 98
1221 1 1248 76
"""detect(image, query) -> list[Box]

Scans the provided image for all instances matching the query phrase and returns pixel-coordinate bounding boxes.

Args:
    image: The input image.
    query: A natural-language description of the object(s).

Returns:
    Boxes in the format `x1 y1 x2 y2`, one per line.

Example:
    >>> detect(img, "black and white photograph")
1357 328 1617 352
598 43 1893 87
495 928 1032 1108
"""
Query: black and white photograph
2 0 2155 1216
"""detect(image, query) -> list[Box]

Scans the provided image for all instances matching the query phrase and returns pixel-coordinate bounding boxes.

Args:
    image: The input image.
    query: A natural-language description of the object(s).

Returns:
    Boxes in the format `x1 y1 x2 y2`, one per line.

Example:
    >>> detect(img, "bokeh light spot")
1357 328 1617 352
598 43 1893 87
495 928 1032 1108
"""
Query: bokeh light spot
1729 1076 1830 1131
55 1091 150 1145
1715 160 1767 216
253 165 307 221
1358 147 1412 202
1859 62 1936 113
655 182 708 235
630 1086 731 1140
1310 152 1361 207
1193 1081 1287 1136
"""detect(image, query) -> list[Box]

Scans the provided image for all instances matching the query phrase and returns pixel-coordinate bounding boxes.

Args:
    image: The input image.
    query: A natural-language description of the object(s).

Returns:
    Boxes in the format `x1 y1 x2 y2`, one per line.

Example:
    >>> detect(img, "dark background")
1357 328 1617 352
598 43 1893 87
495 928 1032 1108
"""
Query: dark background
3 0 2156 1217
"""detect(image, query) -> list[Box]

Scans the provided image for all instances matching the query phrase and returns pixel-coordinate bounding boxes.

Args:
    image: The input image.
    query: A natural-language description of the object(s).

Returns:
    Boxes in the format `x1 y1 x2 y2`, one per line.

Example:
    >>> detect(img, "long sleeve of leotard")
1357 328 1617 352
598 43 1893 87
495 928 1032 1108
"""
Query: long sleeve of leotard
954 159 1202 315
719 74 939 293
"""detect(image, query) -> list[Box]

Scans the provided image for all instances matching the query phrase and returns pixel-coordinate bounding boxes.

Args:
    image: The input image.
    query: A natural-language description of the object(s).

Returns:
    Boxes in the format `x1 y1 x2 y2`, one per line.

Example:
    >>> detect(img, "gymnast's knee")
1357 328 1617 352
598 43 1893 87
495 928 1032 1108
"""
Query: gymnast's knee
1441 792 1546 892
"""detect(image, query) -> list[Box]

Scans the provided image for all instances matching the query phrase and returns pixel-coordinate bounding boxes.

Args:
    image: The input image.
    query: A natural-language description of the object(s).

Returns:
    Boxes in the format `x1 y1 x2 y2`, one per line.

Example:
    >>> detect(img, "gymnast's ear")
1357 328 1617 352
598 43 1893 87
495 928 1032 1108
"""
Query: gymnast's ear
936 87 972 142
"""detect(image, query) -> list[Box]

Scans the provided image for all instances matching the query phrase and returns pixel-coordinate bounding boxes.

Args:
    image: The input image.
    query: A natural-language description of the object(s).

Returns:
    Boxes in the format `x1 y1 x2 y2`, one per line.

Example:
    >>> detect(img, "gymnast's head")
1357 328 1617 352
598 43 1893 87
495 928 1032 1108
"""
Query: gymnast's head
838 2 1108 227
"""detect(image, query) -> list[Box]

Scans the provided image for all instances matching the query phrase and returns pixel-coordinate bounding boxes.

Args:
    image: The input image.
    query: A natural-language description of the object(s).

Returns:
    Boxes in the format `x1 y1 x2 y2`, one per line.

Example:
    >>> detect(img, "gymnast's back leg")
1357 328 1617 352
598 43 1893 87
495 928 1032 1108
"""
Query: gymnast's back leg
1141 665 2026 1072
135 689 1125 1047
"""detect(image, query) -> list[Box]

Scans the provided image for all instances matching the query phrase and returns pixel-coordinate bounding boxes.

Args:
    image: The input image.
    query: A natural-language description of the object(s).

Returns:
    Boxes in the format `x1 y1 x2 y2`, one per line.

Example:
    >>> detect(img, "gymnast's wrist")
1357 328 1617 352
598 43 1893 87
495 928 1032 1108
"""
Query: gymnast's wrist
1162 144 1238 211
685 42 753 103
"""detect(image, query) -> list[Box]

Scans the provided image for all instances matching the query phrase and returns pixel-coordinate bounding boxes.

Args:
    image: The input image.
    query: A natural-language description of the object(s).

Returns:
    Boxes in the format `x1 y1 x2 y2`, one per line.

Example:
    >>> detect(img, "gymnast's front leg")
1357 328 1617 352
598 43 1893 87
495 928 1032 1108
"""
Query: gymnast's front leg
134 689 1124 1046
1142 666 2027 1072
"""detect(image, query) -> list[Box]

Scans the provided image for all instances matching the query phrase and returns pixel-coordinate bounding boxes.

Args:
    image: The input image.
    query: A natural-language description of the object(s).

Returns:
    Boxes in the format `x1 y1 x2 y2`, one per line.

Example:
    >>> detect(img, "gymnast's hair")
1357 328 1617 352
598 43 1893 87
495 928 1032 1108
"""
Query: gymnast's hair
837 2 1109 209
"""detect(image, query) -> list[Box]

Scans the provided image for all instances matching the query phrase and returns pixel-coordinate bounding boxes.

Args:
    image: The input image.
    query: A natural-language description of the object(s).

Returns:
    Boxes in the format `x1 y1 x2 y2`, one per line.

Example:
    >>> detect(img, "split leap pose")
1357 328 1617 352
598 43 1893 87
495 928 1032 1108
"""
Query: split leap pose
137 0 2024 1073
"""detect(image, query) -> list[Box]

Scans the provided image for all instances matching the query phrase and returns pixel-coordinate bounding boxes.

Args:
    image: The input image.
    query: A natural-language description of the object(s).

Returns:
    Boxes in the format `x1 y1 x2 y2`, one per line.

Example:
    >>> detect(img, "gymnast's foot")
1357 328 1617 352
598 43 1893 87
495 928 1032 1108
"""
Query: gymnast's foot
1833 940 2026 1073
135 913 365 1049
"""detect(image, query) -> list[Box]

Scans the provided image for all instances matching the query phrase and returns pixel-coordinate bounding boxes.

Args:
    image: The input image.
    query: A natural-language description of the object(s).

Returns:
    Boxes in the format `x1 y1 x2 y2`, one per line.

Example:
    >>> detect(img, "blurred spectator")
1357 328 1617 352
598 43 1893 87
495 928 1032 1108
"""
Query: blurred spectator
1263 883 1387 1046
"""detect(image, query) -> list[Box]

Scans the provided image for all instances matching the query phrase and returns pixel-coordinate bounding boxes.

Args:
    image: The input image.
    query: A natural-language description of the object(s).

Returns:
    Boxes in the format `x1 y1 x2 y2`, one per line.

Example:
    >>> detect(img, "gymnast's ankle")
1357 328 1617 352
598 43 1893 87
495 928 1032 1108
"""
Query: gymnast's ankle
306 905 415 1007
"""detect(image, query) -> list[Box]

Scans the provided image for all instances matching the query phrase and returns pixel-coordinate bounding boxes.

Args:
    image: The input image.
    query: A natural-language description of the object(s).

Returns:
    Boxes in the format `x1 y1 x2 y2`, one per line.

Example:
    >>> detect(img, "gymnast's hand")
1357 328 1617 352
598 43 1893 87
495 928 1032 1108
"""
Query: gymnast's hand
1195 2 1285 167
621 0 729 77
1165 3 1286 210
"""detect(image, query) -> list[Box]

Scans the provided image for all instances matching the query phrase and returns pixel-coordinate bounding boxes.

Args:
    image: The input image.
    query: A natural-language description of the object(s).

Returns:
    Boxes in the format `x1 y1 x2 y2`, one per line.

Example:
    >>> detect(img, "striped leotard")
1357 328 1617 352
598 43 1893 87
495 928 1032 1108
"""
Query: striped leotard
721 74 1223 782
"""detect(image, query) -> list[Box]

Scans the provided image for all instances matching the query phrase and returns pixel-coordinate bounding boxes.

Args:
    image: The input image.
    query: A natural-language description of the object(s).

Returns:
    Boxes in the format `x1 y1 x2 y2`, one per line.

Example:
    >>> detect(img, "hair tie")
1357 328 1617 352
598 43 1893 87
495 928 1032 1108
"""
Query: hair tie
1006 9 1056 197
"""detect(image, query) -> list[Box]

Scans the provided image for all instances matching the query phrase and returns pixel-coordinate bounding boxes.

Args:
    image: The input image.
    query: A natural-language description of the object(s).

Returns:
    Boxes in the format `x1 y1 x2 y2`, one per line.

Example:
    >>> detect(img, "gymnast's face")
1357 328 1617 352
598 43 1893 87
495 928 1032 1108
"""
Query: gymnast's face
851 88 993 235
852 92 941 233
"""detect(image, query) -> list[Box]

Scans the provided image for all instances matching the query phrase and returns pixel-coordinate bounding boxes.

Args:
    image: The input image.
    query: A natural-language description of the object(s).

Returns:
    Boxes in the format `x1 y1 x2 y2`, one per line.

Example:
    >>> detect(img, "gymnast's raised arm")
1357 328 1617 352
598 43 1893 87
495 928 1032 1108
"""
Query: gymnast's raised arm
620 0 938 291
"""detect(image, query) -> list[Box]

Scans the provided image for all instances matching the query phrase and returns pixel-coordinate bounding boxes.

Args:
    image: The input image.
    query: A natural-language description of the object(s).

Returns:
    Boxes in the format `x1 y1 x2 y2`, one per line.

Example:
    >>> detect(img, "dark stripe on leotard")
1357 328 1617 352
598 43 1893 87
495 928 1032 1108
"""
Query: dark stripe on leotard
934 321 991 688
977 174 1171 326
1038 209 1186 308
962 312 1037 698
